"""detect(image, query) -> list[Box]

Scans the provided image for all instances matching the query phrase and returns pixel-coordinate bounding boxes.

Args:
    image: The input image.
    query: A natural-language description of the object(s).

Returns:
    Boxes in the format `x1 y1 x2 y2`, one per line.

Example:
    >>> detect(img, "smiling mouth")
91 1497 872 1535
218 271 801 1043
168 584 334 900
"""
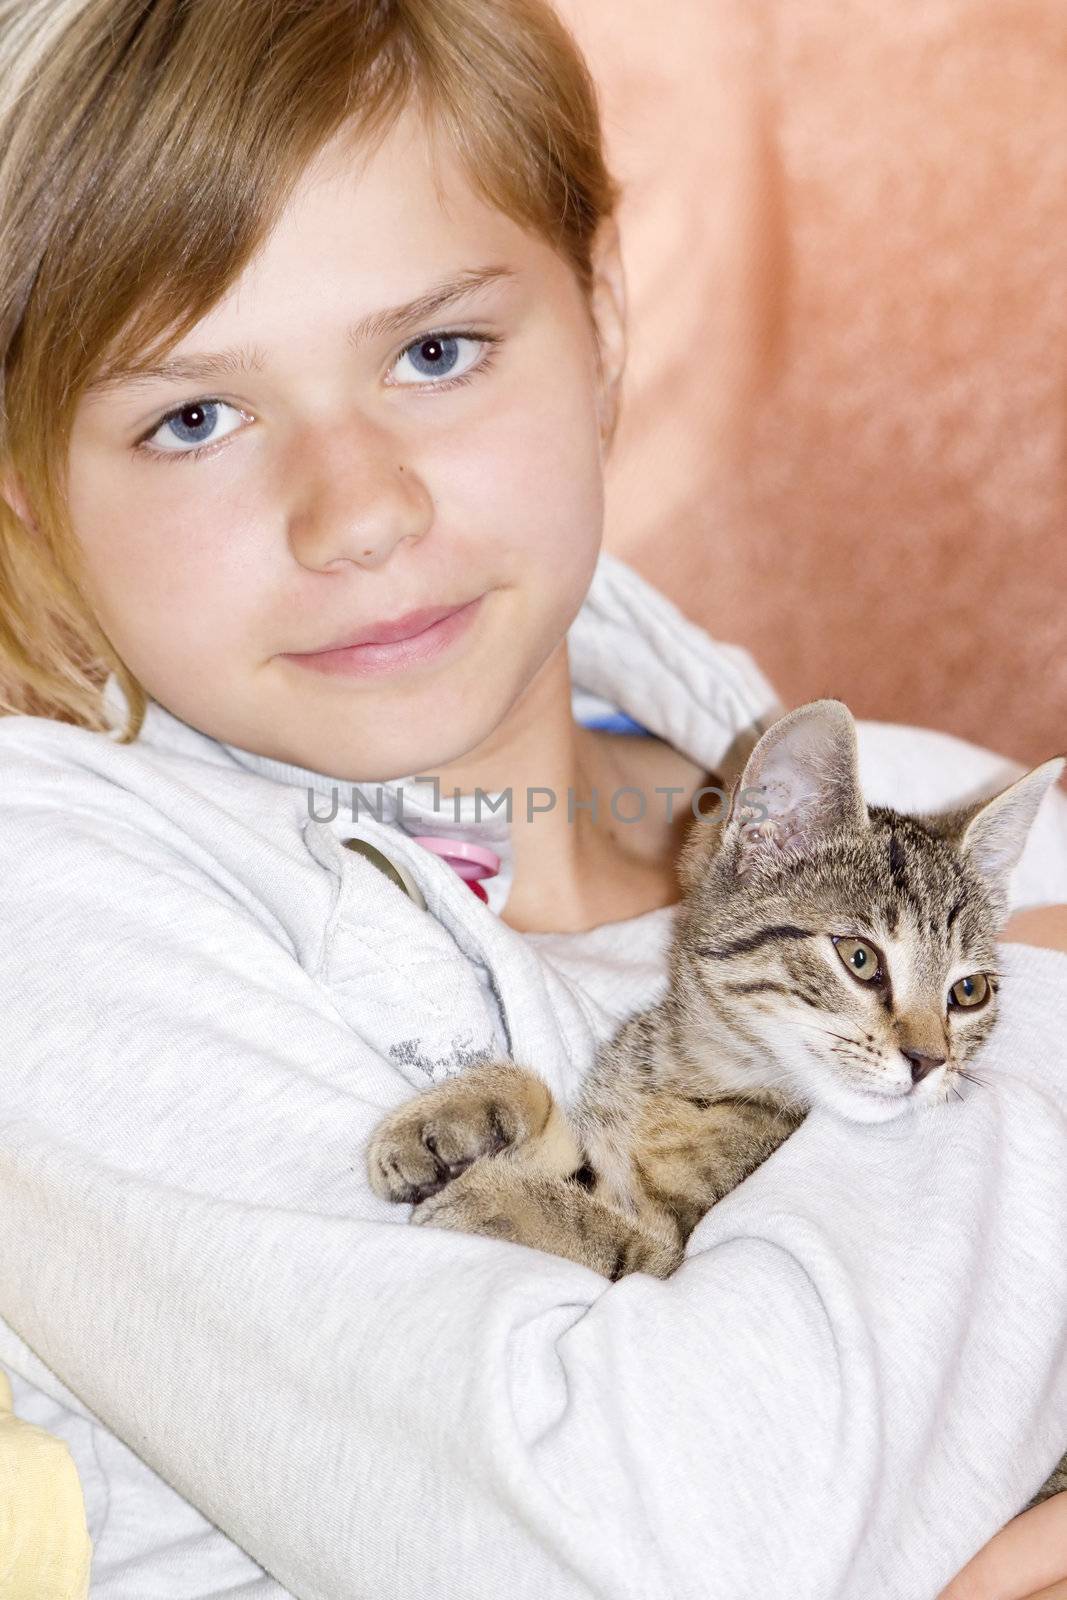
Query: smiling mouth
279 593 485 678
294 599 478 655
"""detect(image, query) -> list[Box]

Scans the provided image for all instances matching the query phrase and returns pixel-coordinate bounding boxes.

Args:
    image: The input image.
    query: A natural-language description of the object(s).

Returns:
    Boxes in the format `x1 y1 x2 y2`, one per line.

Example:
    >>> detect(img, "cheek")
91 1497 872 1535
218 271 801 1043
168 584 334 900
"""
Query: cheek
791 948 854 1009
67 450 270 665
953 1002 996 1056
432 342 604 593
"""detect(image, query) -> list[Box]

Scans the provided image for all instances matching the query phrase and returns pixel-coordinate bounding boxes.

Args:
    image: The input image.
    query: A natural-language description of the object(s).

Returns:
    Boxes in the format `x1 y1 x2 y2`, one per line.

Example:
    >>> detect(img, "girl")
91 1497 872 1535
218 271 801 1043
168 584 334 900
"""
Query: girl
1 2 1066 1595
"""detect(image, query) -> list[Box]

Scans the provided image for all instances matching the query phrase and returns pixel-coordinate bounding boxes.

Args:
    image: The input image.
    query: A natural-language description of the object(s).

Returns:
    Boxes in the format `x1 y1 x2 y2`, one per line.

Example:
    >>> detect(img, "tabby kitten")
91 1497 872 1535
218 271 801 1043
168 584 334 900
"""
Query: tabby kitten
367 697 1067 1505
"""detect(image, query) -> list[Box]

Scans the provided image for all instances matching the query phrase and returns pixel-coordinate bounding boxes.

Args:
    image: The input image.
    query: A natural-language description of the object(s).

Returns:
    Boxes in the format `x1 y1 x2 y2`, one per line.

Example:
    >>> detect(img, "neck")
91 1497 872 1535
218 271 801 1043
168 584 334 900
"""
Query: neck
423 641 696 933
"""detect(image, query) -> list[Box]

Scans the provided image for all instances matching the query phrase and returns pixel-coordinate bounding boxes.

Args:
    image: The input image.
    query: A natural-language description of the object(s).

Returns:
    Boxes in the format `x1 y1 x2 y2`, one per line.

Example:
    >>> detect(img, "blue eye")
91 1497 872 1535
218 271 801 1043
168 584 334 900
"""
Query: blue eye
135 398 252 464
144 398 243 457
390 332 488 386
135 324 502 464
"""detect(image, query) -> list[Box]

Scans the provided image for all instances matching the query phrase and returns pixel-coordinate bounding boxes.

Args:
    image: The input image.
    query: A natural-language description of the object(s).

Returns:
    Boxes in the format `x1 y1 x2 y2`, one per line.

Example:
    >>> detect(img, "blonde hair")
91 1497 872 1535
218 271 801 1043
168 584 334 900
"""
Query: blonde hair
0 0 621 742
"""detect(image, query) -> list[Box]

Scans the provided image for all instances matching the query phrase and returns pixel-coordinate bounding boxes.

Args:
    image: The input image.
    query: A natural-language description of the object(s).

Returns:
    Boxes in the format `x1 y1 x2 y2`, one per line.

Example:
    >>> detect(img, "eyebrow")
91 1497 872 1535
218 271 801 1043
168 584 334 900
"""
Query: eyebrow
84 264 518 398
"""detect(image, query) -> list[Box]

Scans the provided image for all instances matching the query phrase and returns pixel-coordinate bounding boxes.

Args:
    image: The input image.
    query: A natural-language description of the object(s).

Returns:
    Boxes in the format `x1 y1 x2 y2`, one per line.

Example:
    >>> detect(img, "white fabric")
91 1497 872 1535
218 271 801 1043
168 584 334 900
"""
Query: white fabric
0 548 1065 1600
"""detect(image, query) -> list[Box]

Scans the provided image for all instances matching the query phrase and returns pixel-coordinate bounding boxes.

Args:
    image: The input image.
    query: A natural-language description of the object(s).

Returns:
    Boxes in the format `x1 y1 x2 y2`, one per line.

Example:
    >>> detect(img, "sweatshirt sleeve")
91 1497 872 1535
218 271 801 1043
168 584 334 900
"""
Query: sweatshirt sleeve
2 763 1067 1600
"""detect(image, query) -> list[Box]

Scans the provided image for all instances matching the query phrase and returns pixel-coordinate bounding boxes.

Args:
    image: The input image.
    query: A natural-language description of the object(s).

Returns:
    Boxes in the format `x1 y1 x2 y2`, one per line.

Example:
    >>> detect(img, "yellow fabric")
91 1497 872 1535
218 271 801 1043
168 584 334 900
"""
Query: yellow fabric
0 1367 92 1599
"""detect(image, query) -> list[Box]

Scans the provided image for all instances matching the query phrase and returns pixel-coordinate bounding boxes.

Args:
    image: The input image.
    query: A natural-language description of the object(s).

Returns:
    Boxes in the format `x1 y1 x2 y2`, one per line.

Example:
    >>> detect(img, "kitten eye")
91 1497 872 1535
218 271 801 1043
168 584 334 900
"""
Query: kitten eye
949 973 990 1009
831 935 883 983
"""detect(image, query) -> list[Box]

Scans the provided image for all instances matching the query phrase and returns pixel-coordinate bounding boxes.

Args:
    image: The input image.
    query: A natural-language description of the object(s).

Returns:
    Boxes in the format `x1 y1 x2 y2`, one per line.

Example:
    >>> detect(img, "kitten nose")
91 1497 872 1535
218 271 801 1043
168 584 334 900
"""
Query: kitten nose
901 1048 946 1085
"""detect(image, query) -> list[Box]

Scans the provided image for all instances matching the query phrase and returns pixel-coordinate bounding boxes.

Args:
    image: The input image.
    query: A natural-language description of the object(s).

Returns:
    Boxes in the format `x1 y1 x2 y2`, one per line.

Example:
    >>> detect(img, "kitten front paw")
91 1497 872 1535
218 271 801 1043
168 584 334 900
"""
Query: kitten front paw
413 1163 686 1281
409 1162 527 1240
366 1062 545 1206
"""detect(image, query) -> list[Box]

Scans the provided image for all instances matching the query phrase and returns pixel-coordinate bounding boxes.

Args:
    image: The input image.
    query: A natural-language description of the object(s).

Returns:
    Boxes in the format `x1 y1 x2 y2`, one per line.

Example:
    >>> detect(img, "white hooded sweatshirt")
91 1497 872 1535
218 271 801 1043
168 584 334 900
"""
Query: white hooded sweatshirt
1 550 1066 1600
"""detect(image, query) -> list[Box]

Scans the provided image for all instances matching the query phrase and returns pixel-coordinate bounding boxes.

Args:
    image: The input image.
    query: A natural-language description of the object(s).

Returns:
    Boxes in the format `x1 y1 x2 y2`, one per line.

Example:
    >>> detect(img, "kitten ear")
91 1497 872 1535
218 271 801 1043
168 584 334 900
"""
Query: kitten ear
677 708 781 893
925 756 1066 923
721 698 868 878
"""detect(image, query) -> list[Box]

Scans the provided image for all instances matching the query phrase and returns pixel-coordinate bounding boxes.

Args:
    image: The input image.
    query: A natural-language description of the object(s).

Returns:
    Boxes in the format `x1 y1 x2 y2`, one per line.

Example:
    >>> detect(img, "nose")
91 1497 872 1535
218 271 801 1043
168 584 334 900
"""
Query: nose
287 421 432 573
901 1048 947 1085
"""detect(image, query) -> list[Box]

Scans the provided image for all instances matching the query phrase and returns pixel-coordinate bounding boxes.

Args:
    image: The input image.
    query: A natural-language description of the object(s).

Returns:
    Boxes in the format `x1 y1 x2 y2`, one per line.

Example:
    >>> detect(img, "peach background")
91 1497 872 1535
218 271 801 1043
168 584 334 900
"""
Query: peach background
556 0 1067 782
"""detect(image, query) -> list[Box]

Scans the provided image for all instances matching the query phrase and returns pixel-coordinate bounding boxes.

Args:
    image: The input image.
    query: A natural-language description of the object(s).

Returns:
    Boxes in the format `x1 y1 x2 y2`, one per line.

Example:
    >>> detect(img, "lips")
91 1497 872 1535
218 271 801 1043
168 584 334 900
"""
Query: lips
297 602 472 656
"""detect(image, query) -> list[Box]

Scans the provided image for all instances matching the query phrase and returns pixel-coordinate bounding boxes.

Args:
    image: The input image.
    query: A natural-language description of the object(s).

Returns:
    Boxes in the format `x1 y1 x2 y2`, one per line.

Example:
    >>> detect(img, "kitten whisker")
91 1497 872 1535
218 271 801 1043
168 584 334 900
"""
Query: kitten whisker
956 1068 989 1089
791 1021 866 1048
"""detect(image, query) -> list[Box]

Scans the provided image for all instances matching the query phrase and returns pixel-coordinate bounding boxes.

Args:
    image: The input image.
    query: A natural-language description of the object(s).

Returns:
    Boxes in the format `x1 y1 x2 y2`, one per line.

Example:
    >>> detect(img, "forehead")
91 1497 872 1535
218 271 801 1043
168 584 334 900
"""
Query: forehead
205 106 552 336
790 817 986 942
80 103 575 410
286 106 518 255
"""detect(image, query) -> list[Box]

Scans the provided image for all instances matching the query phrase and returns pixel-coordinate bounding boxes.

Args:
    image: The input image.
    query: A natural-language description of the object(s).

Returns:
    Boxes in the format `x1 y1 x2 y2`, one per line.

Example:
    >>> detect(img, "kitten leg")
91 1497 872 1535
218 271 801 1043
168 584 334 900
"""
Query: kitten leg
367 1060 581 1206
411 1161 684 1280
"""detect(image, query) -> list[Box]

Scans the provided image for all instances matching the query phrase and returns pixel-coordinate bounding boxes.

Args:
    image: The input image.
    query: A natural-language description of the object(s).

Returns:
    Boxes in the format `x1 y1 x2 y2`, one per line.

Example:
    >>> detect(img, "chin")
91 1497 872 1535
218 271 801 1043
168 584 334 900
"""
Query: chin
792 1066 914 1126
827 1085 915 1126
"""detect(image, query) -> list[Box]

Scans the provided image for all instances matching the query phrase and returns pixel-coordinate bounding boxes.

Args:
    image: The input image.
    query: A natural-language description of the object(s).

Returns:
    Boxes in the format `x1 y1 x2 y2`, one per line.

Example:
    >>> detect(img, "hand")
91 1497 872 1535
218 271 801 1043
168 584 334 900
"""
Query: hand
1000 903 1067 952
937 1493 1067 1600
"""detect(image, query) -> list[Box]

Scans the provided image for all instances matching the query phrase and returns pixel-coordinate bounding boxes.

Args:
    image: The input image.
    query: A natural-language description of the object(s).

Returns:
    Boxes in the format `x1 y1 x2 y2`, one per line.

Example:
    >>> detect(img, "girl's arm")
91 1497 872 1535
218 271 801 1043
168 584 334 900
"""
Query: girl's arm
938 1494 1067 1600
3 754 1067 1599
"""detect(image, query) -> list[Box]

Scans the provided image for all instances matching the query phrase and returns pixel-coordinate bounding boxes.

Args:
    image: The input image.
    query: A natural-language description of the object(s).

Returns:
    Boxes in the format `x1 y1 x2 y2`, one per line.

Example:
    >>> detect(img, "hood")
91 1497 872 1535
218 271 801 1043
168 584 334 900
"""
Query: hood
102 549 784 915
